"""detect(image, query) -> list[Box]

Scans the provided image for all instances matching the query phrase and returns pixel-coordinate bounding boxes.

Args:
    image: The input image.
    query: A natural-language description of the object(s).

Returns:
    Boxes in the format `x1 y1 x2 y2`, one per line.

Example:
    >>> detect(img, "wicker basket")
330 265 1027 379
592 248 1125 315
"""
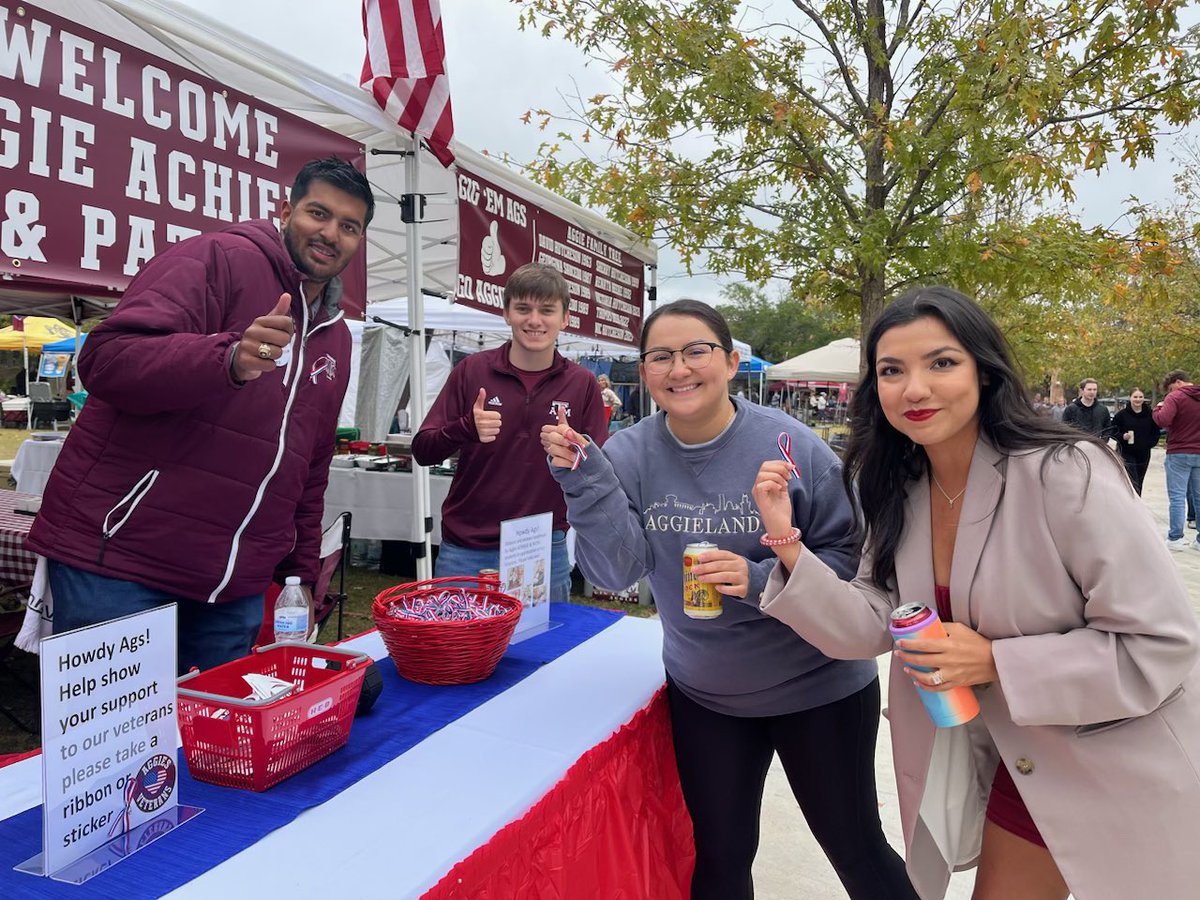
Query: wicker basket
371 576 523 685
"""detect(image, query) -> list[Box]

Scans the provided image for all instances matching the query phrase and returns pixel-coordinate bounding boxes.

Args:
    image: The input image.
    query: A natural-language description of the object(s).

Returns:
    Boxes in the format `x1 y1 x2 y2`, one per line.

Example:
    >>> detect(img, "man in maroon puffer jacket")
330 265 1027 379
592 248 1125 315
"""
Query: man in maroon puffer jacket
27 157 373 673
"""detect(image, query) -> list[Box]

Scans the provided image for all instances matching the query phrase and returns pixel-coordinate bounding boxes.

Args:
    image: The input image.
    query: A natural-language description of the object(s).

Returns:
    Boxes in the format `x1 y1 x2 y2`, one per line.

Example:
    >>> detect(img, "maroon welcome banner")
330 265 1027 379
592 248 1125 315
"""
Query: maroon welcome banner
455 165 644 347
0 2 367 313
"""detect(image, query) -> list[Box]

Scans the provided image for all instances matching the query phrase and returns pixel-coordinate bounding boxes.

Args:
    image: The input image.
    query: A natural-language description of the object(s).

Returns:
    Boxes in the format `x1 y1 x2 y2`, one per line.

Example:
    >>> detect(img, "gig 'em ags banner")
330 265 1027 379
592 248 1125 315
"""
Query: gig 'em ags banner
0 2 366 308
455 166 645 347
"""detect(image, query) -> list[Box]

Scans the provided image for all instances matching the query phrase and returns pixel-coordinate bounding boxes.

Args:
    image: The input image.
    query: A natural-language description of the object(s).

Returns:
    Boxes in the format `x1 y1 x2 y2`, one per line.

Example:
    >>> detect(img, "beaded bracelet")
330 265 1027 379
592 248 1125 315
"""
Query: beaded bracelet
759 526 802 547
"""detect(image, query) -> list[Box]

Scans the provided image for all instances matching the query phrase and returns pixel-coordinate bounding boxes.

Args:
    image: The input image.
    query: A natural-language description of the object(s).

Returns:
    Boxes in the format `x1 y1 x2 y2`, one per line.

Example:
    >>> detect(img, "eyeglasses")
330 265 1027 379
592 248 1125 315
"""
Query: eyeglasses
639 341 727 375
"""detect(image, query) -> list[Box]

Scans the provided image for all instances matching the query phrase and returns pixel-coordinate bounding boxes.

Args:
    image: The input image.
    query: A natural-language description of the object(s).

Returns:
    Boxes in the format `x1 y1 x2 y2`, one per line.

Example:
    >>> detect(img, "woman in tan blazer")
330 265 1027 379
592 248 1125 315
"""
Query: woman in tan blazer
748 287 1200 900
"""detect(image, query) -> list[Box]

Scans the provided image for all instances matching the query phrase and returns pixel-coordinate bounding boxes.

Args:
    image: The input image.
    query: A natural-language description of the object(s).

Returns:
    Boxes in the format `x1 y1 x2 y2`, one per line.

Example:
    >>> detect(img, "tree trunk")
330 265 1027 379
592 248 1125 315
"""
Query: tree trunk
858 0 889 366
858 263 886 365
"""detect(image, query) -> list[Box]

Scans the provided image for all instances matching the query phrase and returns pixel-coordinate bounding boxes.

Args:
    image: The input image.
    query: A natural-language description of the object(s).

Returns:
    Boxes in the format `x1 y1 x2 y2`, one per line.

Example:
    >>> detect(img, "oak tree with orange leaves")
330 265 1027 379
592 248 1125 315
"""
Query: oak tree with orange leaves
515 0 1200 343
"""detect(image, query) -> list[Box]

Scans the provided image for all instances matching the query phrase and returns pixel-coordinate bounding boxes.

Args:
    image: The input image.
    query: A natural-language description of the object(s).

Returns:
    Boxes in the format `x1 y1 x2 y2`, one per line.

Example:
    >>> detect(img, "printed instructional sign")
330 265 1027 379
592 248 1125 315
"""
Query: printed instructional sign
499 512 553 638
38 605 178 876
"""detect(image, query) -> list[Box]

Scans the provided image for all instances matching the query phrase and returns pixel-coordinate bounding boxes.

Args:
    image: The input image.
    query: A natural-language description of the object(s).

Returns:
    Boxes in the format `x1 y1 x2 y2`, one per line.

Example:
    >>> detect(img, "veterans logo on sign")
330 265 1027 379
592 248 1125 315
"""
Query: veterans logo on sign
132 754 176 814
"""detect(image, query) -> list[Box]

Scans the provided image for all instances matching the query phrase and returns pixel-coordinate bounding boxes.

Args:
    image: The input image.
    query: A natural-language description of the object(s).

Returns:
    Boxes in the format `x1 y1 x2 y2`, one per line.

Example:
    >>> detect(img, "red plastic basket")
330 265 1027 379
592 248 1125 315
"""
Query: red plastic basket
176 643 369 792
371 576 523 685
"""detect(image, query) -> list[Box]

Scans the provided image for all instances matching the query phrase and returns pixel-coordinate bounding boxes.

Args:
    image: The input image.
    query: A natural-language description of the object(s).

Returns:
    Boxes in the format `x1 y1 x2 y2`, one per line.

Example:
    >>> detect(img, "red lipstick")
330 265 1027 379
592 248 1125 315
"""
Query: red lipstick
903 409 937 421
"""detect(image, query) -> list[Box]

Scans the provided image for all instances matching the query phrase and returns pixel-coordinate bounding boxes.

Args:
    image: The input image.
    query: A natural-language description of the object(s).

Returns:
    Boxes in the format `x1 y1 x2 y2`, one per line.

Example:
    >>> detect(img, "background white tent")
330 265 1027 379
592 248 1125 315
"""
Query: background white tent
766 338 861 383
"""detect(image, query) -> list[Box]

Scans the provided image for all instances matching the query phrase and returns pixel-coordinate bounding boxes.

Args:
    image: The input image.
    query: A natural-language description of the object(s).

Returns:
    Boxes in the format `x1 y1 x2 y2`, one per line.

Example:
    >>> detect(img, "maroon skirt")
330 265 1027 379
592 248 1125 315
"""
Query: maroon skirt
934 585 1046 848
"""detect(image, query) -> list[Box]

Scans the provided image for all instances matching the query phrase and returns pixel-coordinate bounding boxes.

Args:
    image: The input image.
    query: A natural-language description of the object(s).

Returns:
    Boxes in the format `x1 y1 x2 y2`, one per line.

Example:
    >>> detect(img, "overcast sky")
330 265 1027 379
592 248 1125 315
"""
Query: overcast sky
180 0 1194 305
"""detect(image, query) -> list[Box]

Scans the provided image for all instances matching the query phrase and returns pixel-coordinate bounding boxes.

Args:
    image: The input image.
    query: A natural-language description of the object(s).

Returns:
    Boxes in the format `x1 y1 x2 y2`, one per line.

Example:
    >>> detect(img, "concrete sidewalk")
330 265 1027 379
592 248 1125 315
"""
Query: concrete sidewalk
751 447 1200 898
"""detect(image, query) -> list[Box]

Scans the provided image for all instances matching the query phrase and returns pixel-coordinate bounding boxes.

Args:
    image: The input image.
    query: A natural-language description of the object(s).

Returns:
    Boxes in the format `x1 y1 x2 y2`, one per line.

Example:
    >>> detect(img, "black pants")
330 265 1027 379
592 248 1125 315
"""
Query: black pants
1121 448 1152 495
667 677 917 900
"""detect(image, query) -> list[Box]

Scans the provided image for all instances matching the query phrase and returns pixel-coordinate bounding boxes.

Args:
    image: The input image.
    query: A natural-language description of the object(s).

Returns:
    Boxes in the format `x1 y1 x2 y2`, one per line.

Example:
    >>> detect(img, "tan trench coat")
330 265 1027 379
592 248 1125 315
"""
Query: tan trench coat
760 439 1200 900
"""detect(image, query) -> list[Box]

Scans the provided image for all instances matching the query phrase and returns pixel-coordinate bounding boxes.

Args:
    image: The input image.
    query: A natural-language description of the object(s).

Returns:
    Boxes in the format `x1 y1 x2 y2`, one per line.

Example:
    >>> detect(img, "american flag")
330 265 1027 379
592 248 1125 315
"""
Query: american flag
361 0 455 167
141 765 169 796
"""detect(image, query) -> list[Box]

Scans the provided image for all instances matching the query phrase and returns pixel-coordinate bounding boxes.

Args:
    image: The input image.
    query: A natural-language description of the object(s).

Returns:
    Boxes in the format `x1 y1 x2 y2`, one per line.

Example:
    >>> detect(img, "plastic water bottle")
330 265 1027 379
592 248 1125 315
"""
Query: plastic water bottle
273 576 312 643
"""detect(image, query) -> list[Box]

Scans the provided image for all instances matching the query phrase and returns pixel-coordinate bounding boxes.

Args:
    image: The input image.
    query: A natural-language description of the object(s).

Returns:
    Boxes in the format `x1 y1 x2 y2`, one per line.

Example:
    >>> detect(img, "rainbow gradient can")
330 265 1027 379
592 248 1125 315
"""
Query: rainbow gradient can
889 603 980 727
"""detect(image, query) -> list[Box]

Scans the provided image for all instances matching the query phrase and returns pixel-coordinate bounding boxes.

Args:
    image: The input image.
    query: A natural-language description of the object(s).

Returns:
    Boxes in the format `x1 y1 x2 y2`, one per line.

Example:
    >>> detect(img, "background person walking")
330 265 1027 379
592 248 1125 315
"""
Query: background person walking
1061 377 1113 439
1153 370 1200 551
1111 388 1161 495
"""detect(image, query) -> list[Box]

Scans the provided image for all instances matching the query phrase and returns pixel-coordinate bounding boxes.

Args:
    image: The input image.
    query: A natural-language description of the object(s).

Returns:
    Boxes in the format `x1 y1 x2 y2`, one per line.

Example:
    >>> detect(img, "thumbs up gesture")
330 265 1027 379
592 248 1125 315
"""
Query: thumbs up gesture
232 292 295 383
540 404 588 468
473 387 502 443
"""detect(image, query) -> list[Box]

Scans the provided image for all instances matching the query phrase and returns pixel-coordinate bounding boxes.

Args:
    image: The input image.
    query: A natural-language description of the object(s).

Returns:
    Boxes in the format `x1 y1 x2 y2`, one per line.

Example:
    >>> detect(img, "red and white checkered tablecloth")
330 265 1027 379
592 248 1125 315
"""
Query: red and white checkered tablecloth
0 490 39 585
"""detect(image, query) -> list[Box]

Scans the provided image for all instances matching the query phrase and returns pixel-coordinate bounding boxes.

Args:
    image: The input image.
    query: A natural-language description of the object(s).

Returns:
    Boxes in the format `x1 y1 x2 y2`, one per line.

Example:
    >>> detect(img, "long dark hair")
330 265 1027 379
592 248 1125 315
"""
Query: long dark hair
844 286 1116 589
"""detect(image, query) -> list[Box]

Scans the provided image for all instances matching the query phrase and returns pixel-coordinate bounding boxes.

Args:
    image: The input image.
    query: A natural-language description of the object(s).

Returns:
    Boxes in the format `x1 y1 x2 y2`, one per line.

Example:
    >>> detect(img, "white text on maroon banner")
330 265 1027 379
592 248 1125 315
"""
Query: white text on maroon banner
455 166 643 347
0 2 365 302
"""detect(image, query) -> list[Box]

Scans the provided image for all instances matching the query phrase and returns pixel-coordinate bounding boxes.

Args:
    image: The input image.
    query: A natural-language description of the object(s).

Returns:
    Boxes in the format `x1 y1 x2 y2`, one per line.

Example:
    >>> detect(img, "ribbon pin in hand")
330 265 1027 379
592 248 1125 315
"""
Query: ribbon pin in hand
558 405 589 471
778 433 800 480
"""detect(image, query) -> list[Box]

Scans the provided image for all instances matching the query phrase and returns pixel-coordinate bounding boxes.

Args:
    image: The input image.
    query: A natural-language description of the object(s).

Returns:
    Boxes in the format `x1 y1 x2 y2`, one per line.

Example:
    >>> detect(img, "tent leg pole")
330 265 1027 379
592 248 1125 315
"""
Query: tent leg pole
404 136 433 581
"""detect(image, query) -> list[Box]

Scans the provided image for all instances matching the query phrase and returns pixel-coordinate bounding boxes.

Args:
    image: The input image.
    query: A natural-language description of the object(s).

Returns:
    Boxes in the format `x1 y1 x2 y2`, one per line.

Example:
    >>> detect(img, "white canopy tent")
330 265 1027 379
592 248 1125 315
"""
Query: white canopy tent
13 0 659 578
766 338 861 383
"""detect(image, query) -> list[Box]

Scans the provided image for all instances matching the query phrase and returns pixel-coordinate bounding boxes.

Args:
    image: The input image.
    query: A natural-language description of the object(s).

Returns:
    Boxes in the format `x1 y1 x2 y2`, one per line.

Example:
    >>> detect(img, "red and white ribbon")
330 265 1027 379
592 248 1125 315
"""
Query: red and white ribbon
567 436 589 471
109 772 138 837
778 433 800 480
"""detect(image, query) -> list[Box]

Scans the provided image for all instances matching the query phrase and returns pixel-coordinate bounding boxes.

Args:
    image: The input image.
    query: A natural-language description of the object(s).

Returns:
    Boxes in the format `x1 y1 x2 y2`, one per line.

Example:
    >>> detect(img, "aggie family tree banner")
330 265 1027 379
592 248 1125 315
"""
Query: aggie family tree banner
455 165 645 348
0 2 365 304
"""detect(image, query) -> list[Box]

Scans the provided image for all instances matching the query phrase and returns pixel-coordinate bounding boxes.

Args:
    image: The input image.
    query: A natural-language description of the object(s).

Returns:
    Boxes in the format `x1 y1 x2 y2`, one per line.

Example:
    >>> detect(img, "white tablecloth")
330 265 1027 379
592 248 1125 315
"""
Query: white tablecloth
322 466 453 543
11 438 65 495
0 616 666 899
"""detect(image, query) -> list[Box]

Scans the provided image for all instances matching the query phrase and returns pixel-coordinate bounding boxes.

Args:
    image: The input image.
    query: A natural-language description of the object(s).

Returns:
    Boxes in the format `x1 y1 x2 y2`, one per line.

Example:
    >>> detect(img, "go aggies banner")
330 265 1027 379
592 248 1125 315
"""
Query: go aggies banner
0 2 366 309
455 164 645 348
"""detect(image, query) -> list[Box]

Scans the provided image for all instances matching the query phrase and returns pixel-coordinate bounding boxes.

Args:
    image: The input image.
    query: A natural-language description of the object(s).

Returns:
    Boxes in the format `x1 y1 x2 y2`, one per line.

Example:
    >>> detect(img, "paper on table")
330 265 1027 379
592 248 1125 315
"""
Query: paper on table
241 673 295 701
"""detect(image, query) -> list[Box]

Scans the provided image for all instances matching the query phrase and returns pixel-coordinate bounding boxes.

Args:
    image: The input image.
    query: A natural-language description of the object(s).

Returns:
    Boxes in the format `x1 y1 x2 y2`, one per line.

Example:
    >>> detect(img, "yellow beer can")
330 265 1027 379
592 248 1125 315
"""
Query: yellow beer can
682 541 722 619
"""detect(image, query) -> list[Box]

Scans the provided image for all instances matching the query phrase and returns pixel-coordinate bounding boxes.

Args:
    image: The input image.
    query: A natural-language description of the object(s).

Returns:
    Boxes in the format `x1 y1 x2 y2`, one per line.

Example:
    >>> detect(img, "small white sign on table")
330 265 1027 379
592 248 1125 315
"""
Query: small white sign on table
499 512 552 639
17 605 202 884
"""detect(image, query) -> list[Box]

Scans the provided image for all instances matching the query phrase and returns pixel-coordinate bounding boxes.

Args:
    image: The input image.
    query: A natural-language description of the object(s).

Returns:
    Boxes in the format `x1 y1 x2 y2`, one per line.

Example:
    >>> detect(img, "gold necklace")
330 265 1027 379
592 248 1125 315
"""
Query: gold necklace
931 474 966 508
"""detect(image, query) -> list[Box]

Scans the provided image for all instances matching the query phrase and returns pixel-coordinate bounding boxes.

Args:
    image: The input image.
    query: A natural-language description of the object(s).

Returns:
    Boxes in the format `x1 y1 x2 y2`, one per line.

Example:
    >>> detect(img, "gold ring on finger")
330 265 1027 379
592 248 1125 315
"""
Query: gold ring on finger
257 342 272 359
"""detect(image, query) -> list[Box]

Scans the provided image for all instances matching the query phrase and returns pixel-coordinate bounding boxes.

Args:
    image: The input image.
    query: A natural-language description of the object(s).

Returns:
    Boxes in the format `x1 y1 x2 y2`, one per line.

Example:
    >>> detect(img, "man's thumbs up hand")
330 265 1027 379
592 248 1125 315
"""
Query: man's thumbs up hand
232 292 296 383
473 387 502 443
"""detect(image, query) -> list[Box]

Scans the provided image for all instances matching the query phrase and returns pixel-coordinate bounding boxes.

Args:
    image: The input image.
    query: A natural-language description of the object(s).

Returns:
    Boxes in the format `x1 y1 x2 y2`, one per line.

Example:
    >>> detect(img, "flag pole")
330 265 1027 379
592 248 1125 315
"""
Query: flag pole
405 135 433 581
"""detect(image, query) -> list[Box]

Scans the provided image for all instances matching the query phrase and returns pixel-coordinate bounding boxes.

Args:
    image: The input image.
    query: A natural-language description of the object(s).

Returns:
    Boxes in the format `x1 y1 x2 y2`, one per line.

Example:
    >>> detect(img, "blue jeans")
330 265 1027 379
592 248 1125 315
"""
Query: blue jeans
48 561 265 675
1165 453 1200 540
434 531 572 602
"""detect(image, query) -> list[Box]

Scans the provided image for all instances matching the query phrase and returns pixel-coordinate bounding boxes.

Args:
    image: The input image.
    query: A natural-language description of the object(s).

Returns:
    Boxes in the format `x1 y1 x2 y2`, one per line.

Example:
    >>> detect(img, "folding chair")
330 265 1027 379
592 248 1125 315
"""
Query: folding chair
313 511 352 641
30 400 71 430
255 511 353 646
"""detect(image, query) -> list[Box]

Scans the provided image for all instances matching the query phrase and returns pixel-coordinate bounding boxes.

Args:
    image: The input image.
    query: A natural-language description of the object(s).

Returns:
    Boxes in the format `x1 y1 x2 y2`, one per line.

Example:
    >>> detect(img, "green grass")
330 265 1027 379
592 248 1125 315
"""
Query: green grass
0 427 35 462
0 562 656 756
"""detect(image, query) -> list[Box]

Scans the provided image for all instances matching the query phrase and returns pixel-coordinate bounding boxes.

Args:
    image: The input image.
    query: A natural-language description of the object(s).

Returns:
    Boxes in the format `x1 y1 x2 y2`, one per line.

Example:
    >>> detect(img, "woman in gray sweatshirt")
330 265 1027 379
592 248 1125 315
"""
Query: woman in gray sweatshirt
542 300 916 900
